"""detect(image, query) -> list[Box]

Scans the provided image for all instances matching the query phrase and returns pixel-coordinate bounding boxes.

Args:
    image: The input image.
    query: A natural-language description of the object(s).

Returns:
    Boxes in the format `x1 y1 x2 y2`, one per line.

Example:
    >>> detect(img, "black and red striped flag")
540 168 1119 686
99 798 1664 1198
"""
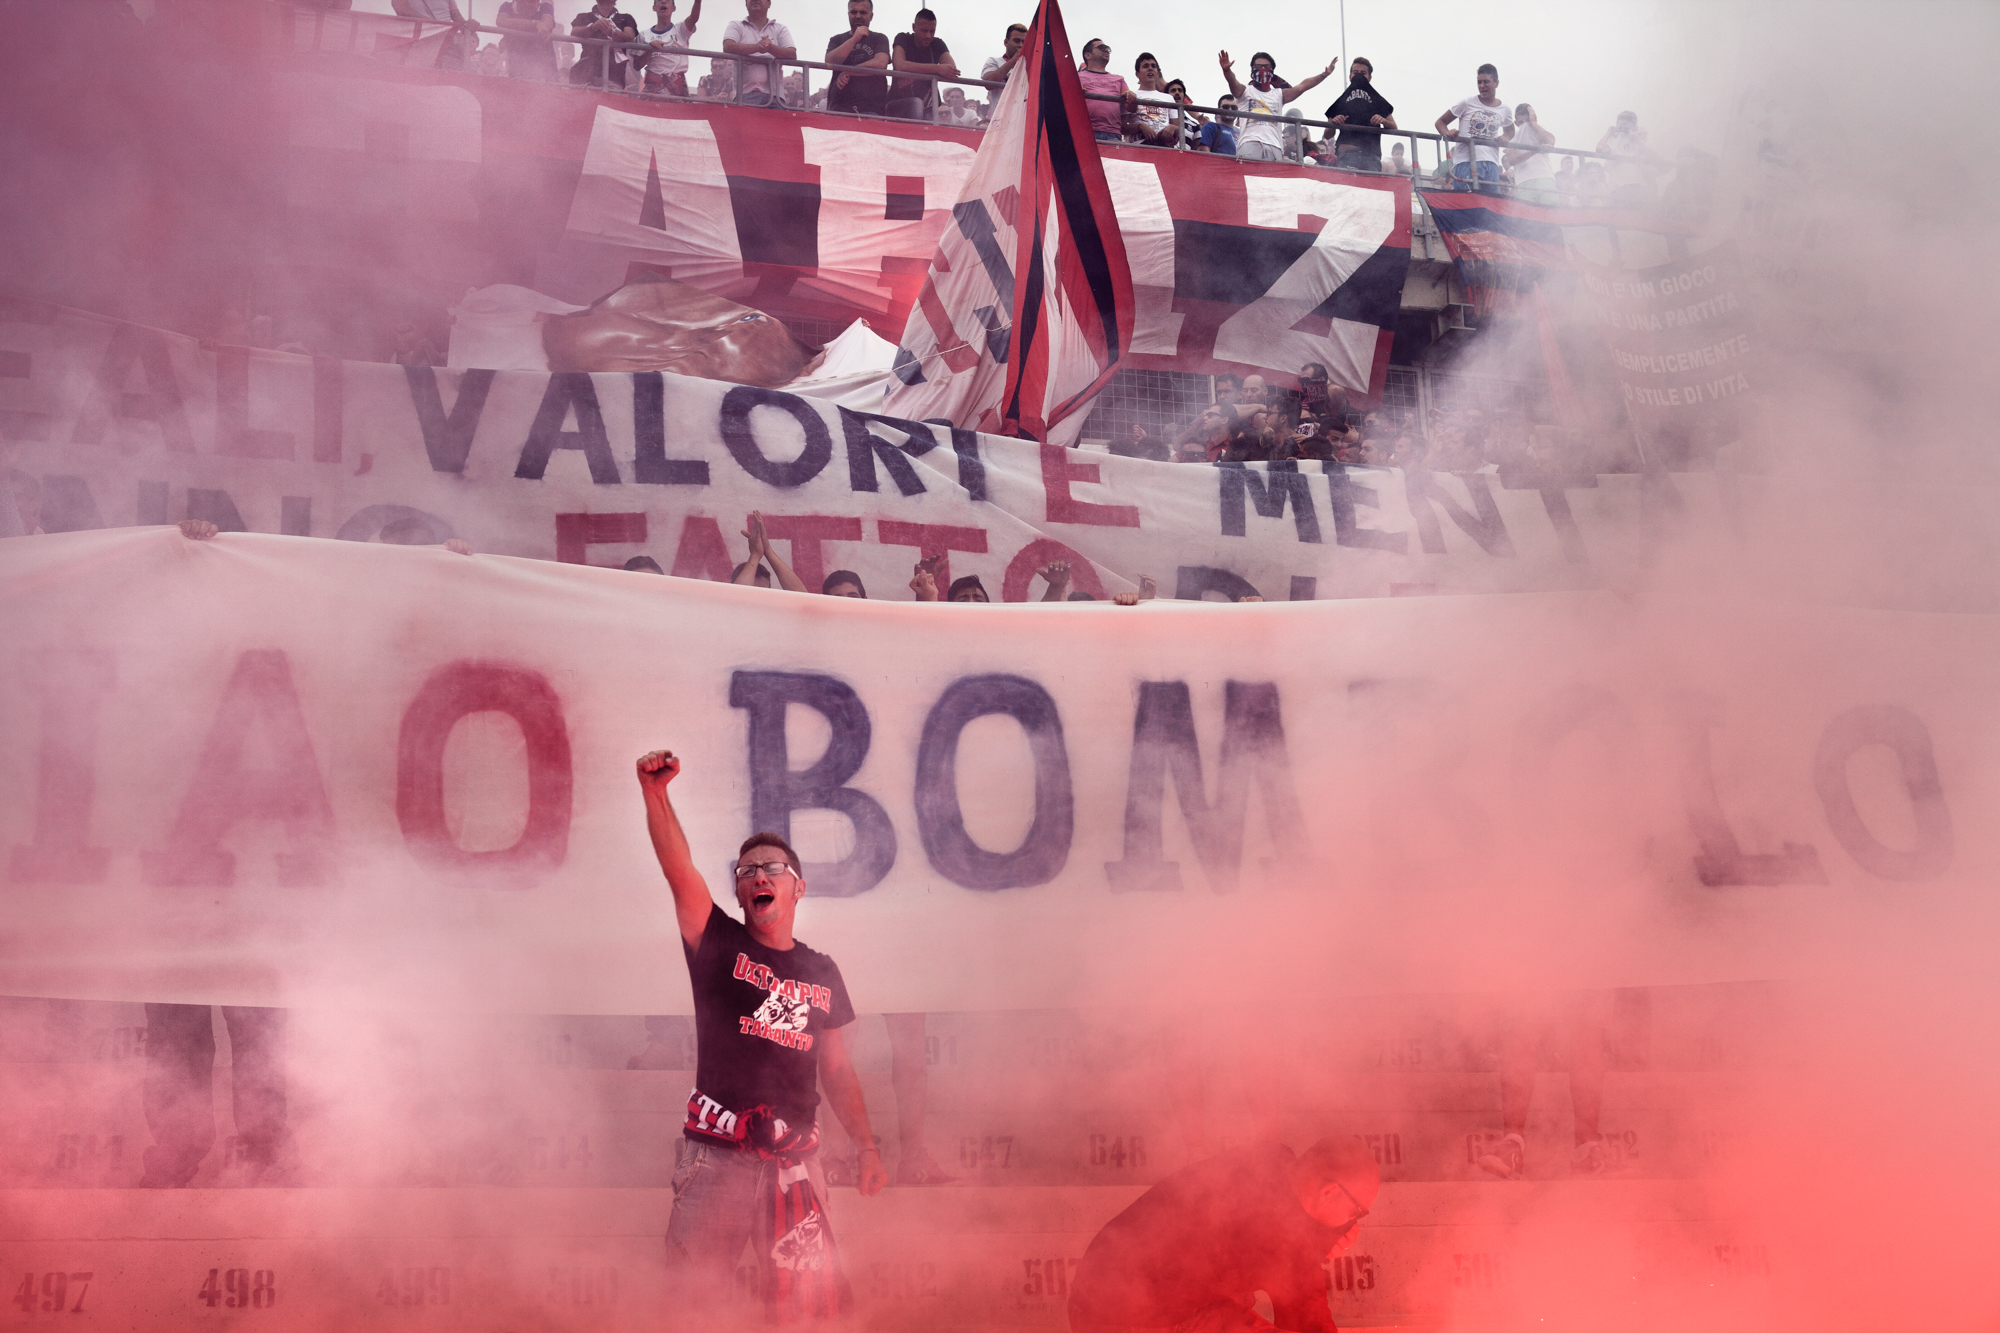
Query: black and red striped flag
883 0 1133 442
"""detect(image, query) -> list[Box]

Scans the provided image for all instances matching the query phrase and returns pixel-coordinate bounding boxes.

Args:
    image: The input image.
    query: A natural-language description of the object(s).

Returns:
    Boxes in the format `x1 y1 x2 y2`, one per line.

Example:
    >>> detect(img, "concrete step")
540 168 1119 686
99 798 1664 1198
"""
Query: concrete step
0 1183 1784 1332
0 1052 1765 1191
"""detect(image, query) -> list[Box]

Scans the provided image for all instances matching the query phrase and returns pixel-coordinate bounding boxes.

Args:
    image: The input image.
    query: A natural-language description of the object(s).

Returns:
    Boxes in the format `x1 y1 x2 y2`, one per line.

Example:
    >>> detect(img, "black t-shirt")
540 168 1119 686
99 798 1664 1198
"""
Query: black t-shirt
1325 79 1394 153
1069 1145 1342 1333
825 29 891 113
683 902 855 1136
568 8 638 82
891 32 949 103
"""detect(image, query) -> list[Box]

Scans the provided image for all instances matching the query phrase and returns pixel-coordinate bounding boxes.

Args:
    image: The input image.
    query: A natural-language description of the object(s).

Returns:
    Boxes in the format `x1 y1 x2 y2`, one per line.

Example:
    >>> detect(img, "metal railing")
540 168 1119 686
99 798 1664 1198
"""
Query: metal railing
284 5 1680 207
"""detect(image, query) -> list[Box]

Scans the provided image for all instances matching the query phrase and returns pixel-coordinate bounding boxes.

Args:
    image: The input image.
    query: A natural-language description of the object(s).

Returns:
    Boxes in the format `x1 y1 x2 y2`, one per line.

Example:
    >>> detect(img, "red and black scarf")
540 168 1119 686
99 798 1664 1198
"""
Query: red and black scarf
686 1091 851 1322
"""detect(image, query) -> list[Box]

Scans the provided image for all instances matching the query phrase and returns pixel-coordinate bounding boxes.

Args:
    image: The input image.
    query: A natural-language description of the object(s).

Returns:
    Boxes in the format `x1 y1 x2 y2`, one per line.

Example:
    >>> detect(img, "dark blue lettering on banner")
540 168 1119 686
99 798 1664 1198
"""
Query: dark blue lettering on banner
728 671 896 896
718 388 835 488
914 675 1073 890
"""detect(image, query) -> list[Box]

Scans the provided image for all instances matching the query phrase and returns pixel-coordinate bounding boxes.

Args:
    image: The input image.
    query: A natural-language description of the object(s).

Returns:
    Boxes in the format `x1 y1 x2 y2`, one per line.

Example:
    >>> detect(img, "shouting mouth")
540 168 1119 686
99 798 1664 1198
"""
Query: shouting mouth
752 889 777 910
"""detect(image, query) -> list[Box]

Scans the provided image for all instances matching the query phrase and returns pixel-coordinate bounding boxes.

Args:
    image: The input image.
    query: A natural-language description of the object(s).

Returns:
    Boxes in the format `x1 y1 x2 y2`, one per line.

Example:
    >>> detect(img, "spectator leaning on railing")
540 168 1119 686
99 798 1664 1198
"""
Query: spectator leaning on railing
722 0 794 106
889 9 955 119
569 0 640 87
494 0 557 80
1076 38 1136 143
394 0 471 68
981 22 1025 87
1436 63 1514 191
1127 53 1180 147
1324 57 1396 173
1163 78 1204 148
1506 102 1557 202
1218 50 1336 163
824 0 890 114
1198 93 1238 154
640 0 701 95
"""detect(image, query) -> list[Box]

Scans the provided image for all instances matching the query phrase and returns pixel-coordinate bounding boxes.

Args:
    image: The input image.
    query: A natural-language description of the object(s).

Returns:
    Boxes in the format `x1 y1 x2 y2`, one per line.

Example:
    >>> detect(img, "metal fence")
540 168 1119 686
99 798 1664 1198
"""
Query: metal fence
284 4 1677 201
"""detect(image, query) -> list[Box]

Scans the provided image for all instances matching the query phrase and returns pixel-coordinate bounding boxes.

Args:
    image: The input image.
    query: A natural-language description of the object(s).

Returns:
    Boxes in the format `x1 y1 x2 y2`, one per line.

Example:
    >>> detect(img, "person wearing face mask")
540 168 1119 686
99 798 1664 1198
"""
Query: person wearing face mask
1067 1136 1380 1333
1323 56 1396 173
1217 49 1337 163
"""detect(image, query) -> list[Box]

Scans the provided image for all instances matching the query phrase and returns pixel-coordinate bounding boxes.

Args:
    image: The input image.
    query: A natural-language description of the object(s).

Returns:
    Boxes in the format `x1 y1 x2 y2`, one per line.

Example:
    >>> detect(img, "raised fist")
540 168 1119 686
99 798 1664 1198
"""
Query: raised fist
636 749 681 790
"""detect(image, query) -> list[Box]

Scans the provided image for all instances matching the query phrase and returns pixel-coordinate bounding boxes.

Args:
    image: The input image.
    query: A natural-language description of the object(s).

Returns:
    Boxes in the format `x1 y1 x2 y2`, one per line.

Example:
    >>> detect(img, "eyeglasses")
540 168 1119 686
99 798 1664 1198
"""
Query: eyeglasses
733 860 797 880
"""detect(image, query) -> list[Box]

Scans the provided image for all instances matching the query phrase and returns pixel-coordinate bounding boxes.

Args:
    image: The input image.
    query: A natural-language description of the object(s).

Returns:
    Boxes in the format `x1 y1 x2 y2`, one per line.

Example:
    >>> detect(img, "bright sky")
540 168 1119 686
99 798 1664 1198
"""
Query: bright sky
354 0 1749 168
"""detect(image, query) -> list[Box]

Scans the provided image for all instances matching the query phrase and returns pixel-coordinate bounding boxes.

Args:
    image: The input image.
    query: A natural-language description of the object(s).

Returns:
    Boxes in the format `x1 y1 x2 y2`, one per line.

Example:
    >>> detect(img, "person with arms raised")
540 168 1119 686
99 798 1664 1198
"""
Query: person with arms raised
639 749 887 1317
1218 49 1337 163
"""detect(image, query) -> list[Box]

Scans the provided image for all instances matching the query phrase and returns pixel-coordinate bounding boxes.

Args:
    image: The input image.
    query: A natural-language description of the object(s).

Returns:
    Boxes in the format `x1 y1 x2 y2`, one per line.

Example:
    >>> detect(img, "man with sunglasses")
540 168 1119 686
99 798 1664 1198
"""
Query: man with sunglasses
637 748 888 1313
1068 1136 1380 1333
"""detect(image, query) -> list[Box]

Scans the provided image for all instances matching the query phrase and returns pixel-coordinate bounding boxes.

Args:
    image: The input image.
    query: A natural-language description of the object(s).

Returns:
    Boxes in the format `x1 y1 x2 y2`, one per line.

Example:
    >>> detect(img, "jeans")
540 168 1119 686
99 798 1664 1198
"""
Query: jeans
1452 158 1502 189
664 1137 828 1310
140 1004 289 1187
1236 140 1283 162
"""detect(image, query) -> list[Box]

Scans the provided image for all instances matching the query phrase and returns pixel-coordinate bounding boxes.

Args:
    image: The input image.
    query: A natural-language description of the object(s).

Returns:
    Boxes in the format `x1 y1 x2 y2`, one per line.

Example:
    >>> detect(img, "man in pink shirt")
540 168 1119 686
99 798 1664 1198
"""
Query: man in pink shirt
1076 36 1137 142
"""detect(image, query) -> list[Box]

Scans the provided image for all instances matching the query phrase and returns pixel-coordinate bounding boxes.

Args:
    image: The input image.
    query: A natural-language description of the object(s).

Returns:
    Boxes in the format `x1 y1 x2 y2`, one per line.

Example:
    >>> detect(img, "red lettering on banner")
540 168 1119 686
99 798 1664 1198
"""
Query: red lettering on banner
669 515 735 580
141 650 335 888
758 514 864 593
8 649 115 884
555 511 648 565
876 520 988 589
1039 444 1140 528
1000 538 1108 602
396 661 573 887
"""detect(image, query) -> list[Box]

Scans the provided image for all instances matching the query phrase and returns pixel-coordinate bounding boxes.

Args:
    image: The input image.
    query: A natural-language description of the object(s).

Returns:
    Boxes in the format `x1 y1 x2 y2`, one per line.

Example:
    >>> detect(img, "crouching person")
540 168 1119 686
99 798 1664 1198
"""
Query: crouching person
1069 1137 1380 1333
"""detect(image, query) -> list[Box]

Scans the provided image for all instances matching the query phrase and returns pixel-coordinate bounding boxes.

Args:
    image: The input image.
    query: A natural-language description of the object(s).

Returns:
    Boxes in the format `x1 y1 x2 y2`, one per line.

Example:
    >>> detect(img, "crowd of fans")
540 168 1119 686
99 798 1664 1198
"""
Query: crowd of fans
422 0 1674 200
1111 363 1632 478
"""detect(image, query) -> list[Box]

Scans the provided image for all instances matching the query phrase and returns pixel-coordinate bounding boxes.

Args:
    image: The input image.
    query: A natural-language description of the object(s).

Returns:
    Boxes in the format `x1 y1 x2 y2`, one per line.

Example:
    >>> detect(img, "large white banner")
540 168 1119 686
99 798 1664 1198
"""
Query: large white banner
4 526 1993 1018
2 302 1769 602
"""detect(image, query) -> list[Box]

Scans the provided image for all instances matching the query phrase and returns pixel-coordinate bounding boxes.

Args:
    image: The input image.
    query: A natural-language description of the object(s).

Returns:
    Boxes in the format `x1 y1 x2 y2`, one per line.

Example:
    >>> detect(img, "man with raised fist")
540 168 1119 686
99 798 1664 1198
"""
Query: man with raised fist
638 748 887 1316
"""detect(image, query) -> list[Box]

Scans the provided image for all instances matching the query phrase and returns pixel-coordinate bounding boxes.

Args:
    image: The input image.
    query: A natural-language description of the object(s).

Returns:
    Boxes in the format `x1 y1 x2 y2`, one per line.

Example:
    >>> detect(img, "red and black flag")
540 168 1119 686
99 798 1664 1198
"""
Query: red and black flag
883 0 1133 441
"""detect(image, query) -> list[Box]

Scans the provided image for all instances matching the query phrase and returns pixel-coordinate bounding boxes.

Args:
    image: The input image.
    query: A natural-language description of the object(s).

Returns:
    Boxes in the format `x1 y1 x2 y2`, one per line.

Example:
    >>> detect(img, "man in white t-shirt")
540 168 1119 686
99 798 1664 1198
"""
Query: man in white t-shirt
980 22 1025 85
640 0 701 95
1596 111 1656 207
934 84 980 125
1217 49 1336 163
1505 101 1557 202
1434 62 1514 191
722 0 795 105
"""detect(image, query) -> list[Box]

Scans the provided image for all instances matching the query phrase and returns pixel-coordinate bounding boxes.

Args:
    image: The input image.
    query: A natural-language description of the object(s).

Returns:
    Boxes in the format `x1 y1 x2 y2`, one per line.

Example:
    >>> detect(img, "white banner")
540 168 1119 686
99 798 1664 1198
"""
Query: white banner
4 527 1994 1018
0 302 1772 602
